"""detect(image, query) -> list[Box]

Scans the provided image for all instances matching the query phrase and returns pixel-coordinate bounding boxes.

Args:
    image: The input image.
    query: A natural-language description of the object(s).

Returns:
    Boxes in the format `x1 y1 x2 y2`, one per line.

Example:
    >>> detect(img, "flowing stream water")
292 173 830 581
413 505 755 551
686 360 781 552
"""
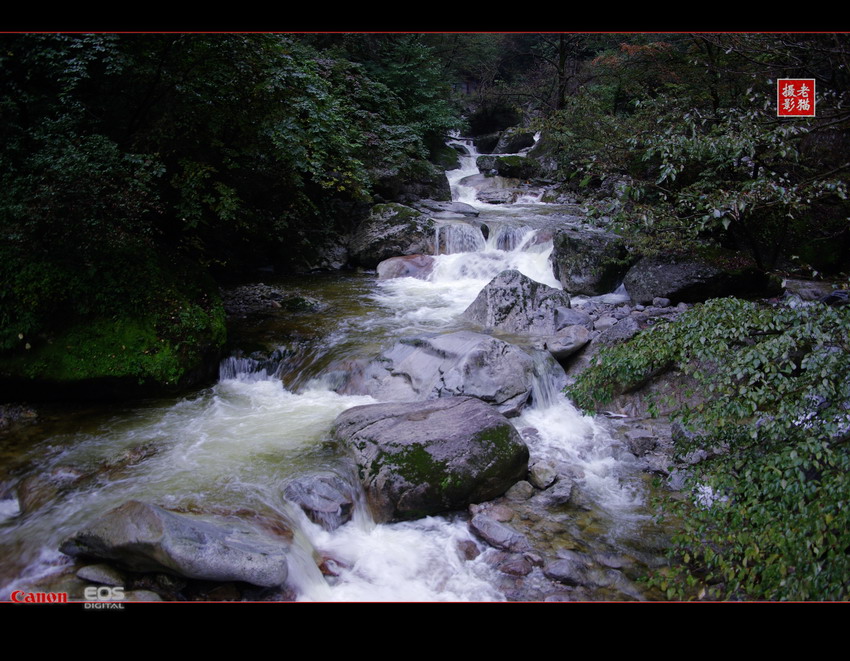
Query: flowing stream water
0 137 661 602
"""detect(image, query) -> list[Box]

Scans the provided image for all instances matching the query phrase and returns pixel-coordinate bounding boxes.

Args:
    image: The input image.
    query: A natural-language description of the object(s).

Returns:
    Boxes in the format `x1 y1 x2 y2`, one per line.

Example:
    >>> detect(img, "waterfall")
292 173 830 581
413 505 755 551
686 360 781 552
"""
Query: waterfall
434 222 487 254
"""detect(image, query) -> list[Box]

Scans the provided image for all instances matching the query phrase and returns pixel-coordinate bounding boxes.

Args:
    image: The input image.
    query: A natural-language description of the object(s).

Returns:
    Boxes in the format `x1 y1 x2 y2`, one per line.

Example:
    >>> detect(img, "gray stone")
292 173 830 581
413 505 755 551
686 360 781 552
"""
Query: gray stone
376 254 435 281
469 514 531 552
462 270 571 336
594 316 617 331
623 257 783 305
528 460 557 490
544 555 591 586
545 325 591 360
494 131 536 154
540 479 573 506
505 480 534 501
652 297 671 308
415 200 480 217
336 331 535 417
554 306 594 331
496 553 533 576
283 472 357 531
624 428 658 456
595 317 641 347
549 228 634 296
349 203 435 269
59 501 289 587
77 563 126 587
331 397 529 523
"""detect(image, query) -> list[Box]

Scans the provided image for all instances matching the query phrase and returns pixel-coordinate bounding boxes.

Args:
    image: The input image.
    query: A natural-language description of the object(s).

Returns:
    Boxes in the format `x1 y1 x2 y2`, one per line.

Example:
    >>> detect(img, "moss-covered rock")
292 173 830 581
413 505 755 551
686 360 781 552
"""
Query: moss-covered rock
549 228 635 296
348 203 436 269
331 397 529 522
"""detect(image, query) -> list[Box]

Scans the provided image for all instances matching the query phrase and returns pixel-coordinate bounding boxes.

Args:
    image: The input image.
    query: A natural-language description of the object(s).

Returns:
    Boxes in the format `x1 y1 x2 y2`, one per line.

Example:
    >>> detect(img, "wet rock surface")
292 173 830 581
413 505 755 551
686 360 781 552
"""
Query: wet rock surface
331 397 529 523
376 254 435 281
462 269 571 336
283 472 358 532
59 500 291 588
349 203 436 268
334 331 536 417
221 283 324 320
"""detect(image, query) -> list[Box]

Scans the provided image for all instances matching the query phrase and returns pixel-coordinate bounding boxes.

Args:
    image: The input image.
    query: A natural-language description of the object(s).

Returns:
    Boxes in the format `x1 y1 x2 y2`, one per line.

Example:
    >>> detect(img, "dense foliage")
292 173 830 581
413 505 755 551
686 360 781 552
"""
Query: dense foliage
0 33 461 387
569 297 850 600
521 34 850 272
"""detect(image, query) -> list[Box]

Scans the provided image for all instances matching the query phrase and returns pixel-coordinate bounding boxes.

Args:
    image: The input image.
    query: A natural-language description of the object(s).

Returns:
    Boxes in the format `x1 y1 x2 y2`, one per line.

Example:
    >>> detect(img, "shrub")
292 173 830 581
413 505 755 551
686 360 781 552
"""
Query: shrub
568 297 850 600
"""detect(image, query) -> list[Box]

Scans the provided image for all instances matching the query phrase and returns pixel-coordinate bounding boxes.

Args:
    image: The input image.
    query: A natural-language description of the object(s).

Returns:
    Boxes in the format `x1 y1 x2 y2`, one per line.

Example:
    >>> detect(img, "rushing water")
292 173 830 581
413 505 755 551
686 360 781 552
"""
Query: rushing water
0 137 656 602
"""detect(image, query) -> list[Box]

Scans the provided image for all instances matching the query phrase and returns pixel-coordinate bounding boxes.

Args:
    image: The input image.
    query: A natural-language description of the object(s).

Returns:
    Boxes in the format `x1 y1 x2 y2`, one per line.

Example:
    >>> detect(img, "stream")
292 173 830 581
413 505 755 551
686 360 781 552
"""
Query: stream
0 137 665 602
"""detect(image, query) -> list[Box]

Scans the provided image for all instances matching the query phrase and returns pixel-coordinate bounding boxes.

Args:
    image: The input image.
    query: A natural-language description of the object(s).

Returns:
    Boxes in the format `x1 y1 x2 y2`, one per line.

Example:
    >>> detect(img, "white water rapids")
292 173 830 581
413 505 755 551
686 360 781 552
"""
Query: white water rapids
0 137 649 602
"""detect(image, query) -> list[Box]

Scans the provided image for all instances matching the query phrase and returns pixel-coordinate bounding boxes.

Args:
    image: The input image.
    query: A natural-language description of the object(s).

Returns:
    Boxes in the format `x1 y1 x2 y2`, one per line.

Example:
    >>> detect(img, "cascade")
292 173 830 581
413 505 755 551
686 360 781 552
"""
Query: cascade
0 134 653 603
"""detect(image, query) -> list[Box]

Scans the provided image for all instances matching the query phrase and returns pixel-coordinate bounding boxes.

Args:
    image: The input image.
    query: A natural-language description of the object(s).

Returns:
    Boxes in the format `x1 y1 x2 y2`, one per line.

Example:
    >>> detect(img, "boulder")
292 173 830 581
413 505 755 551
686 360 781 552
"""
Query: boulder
527 131 560 175
623 257 784 305
469 513 531 552
544 325 591 360
375 159 451 203
283 472 357 532
59 501 289 587
549 228 633 296
457 174 524 205
494 131 537 154
335 331 535 417
476 155 539 180
462 270 571 336
349 204 435 269
376 254 435 281
473 133 501 154
553 306 594 331
330 397 529 522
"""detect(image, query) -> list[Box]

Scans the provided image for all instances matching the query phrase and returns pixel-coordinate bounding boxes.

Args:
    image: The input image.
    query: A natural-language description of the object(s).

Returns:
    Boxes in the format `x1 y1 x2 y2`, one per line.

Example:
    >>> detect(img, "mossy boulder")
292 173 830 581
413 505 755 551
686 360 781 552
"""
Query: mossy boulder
430 144 462 171
331 397 529 522
349 203 436 269
549 228 635 296
476 155 539 180
373 158 451 204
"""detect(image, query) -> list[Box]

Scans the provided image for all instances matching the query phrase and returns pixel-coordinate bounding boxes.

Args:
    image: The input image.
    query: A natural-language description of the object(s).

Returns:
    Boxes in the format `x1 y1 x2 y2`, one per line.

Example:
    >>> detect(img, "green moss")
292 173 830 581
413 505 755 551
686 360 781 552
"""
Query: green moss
430 144 461 170
0 302 224 386
472 425 516 462
372 203 421 223
496 155 524 167
377 444 446 485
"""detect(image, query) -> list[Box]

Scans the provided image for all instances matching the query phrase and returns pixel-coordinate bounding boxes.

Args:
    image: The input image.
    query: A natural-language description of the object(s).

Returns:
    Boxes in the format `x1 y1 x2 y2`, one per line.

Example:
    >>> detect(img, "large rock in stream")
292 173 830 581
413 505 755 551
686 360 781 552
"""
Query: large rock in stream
623 257 783 304
59 501 290 587
334 331 535 417
549 228 633 296
461 269 571 336
330 397 529 523
349 203 436 269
